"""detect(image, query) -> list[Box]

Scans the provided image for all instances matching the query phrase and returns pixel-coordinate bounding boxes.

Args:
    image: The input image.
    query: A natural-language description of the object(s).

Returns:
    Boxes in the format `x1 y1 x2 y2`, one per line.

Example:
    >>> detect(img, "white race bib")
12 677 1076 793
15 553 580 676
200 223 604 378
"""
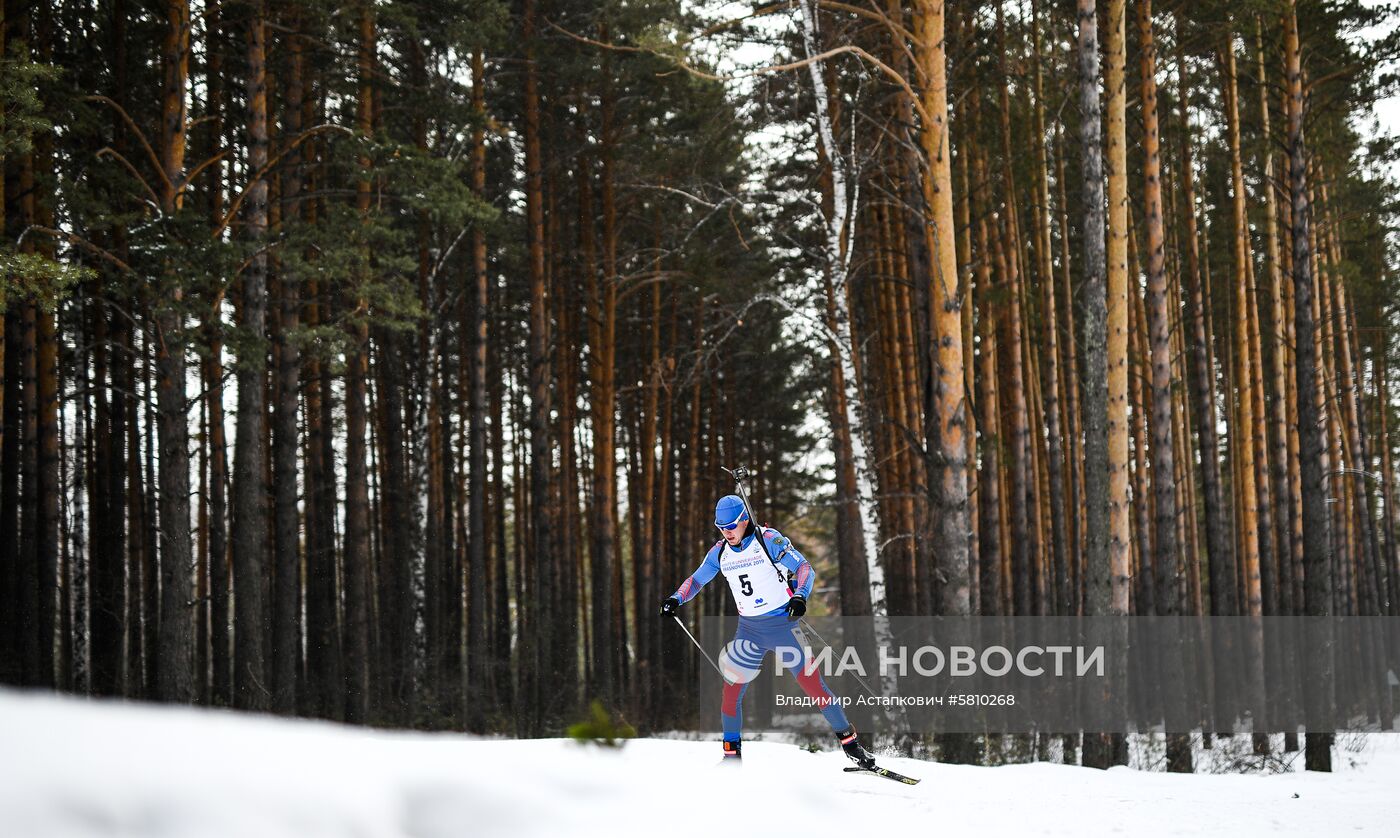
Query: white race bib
719 531 792 616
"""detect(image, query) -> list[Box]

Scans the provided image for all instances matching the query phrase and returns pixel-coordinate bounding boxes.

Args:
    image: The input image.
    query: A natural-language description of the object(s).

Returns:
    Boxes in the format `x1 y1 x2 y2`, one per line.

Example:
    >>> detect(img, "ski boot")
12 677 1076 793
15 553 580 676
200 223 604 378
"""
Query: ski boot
721 739 742 762
837 727 876 769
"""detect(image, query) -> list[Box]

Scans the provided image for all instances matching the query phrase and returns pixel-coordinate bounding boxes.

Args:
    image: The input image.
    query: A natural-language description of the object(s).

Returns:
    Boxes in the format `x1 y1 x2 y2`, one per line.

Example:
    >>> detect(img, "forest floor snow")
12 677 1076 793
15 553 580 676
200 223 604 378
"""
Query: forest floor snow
2 688 1397 837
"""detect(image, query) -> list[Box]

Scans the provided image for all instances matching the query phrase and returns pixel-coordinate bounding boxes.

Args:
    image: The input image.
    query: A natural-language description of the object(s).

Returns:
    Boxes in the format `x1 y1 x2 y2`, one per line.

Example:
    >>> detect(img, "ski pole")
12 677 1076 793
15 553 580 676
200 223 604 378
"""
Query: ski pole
798 617 882 701
723 465 784 571
721 465 759 530
672 614 734 686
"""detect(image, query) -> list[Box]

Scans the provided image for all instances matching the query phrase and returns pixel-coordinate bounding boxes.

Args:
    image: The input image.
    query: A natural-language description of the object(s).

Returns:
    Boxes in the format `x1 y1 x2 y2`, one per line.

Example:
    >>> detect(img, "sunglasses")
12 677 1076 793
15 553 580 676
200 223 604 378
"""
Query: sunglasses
717 519 747 532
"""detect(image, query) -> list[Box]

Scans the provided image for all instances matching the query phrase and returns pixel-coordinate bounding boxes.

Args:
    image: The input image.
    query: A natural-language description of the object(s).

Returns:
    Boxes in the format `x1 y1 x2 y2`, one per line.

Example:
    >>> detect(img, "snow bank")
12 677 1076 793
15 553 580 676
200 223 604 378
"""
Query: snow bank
1 688 1396 837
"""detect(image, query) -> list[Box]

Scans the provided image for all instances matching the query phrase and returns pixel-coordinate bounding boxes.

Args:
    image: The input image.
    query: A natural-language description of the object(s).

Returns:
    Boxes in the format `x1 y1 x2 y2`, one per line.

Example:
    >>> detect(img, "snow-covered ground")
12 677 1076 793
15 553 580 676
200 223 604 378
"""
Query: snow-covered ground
2 688 1397 837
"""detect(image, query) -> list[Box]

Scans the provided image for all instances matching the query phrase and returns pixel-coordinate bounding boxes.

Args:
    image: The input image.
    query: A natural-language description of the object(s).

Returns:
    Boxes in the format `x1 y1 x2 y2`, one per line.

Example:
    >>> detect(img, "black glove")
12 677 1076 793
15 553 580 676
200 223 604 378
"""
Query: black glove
660 596 681 618
785 595 807 620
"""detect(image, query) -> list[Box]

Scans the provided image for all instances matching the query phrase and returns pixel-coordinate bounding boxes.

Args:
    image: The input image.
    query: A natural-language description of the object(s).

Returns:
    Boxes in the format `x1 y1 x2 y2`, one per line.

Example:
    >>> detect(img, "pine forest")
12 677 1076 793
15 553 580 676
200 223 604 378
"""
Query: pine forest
3 0 1399 775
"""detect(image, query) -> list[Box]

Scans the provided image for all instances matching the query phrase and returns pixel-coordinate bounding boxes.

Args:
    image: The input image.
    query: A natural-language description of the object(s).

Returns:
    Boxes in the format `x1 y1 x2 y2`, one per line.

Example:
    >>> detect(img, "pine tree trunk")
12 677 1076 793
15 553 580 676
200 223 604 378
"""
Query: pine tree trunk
28 92 57 693
123 307 145 696
488 297 512 709
1247 241 1279 618
553 240 580 715
30 4 67 688
1024 296 1051 616
653 299 677 690
1257 20 1295 620
1285 1 1333 771
1054 123 1085 614
1222 32 1263 620
1028 0 1071 617
465 49 490 731
14 246 41 684
522 0 553 734
271 10 306 715
374 332 413 723
992 3 1032 617
18 296 39 688
1221 27 1270 752
1315 239 1347 615
871 201 914 613
1328 241 1383 620
634 270 661 716
1279 171 1306 613
90 279 124 697
585 47 622 706
153 0 195 703
1104 0 1131 624
343 1 376 725
318 285 343 717
679 297 706 688
1173 23 1234 617
1129 275 1153 618
197 0 230 706
302 274 340 720
230 0 270 711
1081 0 1130 769
1077 0 1110 627
92 41 135 511
997 212 1033 618
1378 350 1397 615
954 129 981 617
1138 8 1192 760
18 293 40 685
975 207 1003 617
1138 0 1179 620
912 0 970 617
407 40 435 724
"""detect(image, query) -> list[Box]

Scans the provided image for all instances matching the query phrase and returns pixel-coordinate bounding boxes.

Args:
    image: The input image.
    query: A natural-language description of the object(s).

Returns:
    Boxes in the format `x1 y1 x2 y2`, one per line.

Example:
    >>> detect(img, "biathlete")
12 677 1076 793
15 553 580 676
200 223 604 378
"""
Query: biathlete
659 494 876 767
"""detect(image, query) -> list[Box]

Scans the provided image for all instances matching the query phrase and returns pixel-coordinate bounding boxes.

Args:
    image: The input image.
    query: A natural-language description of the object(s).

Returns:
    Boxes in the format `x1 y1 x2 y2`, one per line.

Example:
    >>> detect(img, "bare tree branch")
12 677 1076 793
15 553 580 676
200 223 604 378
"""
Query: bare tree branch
22 225 138 275
94 148 162 210
214 124 353 239
547 17 934 128
85 95 174 197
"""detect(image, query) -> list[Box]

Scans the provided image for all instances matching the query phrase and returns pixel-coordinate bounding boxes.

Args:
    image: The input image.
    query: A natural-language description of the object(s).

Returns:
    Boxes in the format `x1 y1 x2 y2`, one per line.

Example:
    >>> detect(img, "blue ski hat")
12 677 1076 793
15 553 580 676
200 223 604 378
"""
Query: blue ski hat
714 494 750 530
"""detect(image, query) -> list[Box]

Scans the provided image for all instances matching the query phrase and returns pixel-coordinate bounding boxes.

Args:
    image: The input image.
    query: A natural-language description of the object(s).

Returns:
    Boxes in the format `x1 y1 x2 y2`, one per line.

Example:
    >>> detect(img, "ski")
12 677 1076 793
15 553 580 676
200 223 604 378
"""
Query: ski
843 765 921 785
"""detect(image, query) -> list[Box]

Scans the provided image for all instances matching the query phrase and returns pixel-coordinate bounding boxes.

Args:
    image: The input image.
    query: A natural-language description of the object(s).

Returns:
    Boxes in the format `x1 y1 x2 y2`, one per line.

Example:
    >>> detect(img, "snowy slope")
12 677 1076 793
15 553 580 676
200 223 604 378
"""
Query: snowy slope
2 689 1397 838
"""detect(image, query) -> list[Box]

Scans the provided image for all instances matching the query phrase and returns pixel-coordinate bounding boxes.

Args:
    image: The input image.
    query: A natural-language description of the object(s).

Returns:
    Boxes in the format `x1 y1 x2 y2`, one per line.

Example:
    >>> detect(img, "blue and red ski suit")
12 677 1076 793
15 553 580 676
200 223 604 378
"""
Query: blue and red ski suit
671 526 851 742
